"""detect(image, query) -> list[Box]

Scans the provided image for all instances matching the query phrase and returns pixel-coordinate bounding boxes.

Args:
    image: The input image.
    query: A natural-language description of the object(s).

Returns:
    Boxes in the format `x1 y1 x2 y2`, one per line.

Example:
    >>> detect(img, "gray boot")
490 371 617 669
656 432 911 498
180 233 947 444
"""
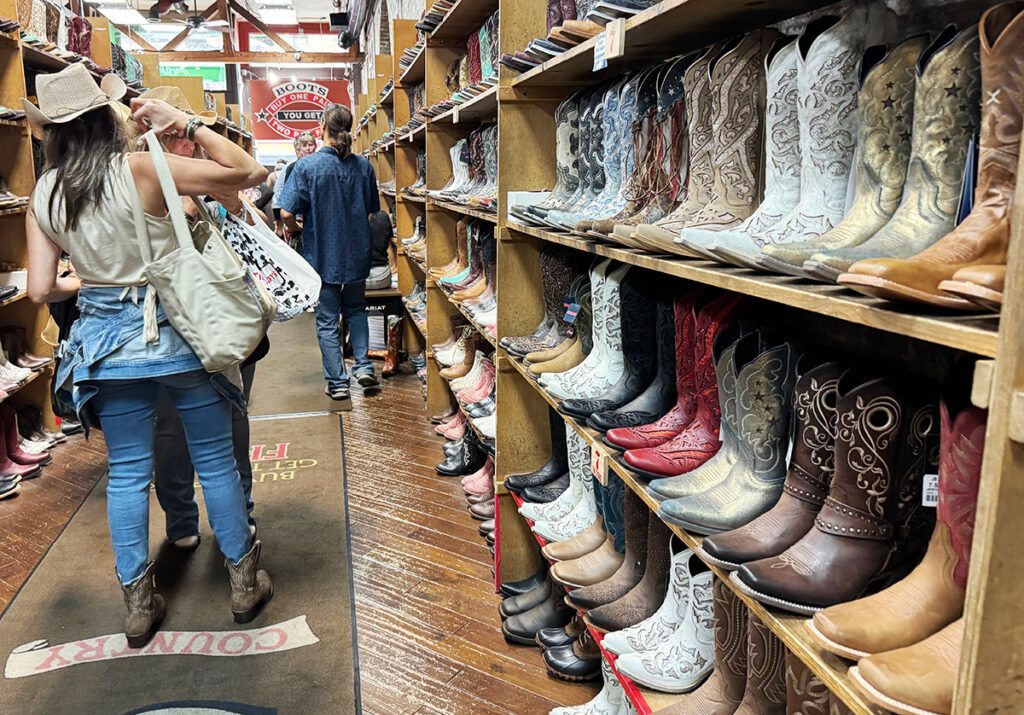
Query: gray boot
226 539 274 623
121 560 165 648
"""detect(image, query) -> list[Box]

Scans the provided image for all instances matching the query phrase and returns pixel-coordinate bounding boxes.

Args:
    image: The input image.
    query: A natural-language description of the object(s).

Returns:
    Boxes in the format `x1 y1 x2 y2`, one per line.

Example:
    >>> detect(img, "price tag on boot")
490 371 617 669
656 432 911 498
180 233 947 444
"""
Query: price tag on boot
591 448 609 486
922 473 939 507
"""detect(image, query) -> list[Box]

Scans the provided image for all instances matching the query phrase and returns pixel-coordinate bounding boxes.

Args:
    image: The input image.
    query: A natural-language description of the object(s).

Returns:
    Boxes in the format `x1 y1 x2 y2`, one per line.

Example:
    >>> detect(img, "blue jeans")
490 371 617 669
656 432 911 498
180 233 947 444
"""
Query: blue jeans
91 371 251 585
153 363 257 542
316 281 372 389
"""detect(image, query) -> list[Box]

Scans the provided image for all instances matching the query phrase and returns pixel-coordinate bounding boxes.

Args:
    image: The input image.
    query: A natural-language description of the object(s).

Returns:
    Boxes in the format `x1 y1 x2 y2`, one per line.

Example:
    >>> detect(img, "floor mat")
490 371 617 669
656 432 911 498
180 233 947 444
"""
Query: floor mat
0 411 359 714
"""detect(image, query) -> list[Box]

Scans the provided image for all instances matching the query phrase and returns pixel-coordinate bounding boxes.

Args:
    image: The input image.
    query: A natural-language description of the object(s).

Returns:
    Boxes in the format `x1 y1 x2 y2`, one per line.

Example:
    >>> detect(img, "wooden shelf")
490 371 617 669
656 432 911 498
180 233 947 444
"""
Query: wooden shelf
380 82 394 106
365 286 402 299
435 282 497 348
398 123 427 144
431 84 498 125
403 193 428 204
0 290 26 309
399 44 426 85
502 350 883 715
511 0 837 89
0 118 26 132
432 199 498 223
506 222 1000 357
0 203 28 217
406 251 429 276
429 0 499 41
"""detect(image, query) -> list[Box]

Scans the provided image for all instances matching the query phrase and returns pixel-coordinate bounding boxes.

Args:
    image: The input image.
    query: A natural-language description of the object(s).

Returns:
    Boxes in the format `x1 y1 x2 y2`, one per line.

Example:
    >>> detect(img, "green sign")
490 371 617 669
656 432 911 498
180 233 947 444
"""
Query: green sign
160 63 228 91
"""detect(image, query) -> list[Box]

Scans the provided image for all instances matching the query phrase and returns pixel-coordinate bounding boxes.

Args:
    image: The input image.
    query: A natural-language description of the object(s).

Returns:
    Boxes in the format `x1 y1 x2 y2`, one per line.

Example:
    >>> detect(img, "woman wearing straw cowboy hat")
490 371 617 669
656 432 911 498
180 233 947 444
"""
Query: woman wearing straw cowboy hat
24 63 273 648
133 85 269 556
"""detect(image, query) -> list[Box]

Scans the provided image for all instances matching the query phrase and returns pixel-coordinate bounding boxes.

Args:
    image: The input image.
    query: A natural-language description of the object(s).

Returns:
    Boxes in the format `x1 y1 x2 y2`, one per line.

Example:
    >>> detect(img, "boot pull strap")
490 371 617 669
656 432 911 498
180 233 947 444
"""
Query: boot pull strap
816 496 892 541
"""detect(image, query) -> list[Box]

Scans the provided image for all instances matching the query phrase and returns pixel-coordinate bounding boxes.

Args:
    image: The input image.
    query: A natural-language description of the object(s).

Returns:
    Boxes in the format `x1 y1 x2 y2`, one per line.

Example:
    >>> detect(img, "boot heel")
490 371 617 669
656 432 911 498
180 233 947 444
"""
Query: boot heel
232 583 273 624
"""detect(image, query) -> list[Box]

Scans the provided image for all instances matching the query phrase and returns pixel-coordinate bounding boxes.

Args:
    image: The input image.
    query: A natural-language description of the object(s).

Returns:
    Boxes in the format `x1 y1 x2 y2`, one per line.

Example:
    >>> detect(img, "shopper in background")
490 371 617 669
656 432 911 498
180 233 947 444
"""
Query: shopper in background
24 64 272 648
280 104 381 400
136 86 270 552
272 132 316 235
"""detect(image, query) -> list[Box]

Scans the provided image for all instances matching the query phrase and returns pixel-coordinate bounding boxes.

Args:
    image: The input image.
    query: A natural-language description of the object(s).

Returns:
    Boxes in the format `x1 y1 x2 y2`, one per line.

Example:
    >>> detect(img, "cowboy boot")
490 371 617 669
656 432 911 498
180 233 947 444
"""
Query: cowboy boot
543 627 602 682
632 41 727 254
549 530 624 587
759 34 928 277
120 561 166 648
851 618 963 715
513 92 584 223
659 340 800 535
550 659 626 715
614 553 714 693
622 294 744 479
732 374 940 615
808 364 985 658
521 430 594 532
652 578 749 714
806 24 981 280
672 28 780 250
505 408 569 493
502 247 576 356
734 613 786 714
0 326 51 370
585 511 671 631
840 5 1024 307
502 585 575 644
704 10 871 266
439 338 477 379
538 612 588 649
698 361 844 570
532 89 600 221
567 487 648 611
589 288 677 433
677 37 799 266
546 0 563 33
227 540 274 623
560 272 656 419
646 328 756 500
786 653 830 714
1 403 50 466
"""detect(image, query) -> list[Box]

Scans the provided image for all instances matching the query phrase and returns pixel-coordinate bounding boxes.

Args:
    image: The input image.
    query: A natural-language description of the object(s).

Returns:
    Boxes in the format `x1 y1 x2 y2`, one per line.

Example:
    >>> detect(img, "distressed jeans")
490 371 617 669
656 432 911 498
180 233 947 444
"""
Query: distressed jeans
92 371 251 585
315 281 372 389
154 362 257 542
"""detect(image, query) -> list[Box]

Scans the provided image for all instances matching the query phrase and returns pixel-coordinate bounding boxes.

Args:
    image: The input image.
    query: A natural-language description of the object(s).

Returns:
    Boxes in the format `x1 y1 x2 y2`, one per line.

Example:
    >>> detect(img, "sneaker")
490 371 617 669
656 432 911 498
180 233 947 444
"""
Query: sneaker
324 384 351 401
355 371 380 389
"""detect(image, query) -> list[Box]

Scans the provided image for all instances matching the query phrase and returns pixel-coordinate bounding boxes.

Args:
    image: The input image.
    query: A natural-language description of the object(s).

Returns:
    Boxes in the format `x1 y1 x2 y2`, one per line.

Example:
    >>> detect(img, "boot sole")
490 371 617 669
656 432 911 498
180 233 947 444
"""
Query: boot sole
544 664 602 682
728 572 821 616
837 273 976 310
693 544 740 572
659 514 725 537
755 254 816 279
126 611 165 649
501 624 543 646
232 583 274 624
804 619 870 660
937 280 1002 312
849 665 941 715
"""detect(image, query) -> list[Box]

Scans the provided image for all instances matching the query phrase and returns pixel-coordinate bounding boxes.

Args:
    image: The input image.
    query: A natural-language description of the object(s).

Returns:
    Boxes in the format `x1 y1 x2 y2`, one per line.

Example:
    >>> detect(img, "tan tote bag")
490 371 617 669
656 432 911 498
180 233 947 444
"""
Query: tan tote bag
130 130 276 373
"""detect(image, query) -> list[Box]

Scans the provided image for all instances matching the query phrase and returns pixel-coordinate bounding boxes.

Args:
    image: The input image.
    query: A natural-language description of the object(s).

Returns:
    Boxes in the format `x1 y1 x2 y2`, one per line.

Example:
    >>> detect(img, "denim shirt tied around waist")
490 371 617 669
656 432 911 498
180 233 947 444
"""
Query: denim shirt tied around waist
56 287 244 431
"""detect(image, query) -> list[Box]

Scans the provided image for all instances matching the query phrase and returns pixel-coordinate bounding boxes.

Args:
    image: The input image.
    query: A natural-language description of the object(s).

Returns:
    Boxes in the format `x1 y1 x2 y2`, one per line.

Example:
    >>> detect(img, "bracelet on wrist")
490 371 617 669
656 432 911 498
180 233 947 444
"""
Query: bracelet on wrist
184 116 204 141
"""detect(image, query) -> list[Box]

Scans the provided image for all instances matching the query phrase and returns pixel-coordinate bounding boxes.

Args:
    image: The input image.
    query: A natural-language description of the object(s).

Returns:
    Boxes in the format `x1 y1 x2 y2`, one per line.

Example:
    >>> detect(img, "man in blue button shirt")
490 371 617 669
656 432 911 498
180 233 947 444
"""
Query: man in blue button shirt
280 104 381 400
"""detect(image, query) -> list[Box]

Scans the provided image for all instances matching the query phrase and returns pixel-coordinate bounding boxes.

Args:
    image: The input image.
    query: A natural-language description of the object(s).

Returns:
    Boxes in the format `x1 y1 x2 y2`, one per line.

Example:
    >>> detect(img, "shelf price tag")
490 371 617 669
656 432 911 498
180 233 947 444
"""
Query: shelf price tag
563 302 582 324
593 32 608 71
922 473 939 507
605 18 626 60
592 448 609 486
453 105 460 123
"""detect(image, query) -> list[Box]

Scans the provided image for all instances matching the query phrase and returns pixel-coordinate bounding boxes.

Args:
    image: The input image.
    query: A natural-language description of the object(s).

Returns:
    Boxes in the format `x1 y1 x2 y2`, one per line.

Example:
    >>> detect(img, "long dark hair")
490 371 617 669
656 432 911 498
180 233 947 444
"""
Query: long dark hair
41 106 130 232
322 104 353 160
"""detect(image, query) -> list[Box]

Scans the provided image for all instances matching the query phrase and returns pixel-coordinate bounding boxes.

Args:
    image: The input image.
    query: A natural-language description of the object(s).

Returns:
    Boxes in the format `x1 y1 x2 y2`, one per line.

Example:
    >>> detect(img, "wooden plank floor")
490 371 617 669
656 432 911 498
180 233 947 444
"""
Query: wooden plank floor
0 365 599 713
343 366 599 714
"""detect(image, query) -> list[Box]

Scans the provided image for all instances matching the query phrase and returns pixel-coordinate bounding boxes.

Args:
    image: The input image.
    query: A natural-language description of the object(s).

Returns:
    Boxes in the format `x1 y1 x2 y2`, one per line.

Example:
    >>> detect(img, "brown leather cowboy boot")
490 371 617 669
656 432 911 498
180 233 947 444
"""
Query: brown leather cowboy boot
227 540 274 623
734 612 786 714
785 652 830 714
121 561 165 648
941 262 1005 310
808 368 986 658
839 6 1024 307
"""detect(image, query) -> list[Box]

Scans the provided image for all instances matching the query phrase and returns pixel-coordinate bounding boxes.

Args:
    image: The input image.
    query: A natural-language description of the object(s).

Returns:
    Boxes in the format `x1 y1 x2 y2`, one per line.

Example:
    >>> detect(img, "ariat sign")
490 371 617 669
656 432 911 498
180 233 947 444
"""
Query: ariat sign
4 616 319 678
250 79 351 141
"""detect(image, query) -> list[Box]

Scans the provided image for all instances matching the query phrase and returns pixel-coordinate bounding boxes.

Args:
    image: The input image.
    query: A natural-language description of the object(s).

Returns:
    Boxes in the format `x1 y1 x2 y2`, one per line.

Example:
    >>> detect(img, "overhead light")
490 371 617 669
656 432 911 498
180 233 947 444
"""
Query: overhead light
260 8 297 24
87 1 148 24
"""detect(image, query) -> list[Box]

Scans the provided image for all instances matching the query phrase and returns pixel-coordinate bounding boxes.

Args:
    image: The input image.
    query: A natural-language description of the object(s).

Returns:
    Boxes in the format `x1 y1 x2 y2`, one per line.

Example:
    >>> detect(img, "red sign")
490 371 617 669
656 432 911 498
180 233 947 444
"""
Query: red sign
250 80 350 140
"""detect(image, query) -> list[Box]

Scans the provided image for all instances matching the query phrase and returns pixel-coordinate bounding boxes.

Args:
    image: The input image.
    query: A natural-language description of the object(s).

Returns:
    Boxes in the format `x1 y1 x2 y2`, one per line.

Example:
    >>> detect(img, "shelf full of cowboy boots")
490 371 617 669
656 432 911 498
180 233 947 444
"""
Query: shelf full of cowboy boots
428 124 498 213
433 199 499 224
430 0 500 41
430 219 497 343
434 338 497 442
430 84 498 125
508 0 837 88
400 42 427 84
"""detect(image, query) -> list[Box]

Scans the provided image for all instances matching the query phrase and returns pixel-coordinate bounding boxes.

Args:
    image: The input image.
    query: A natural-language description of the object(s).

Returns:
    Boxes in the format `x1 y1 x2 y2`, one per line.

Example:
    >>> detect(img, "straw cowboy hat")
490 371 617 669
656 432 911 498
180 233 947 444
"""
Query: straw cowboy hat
22 63 127 137
140 85 218 125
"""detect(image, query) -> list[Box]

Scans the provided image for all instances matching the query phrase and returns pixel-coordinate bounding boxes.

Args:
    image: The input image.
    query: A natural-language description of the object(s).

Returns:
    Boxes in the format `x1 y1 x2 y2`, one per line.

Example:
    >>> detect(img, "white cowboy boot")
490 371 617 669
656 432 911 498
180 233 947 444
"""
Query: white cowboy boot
532 433 597 542
548 659 626 715
519 430 588 523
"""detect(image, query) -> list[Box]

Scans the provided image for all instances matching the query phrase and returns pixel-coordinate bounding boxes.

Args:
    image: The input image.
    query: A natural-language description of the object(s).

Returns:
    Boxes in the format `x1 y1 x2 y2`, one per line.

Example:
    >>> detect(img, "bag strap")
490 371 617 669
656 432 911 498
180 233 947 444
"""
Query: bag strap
142 130 197 254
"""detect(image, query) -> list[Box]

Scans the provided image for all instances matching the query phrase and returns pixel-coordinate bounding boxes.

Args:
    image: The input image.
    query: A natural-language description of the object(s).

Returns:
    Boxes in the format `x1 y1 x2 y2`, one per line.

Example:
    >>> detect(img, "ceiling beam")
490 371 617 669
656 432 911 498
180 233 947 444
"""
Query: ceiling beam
160 4 220 52
112 23 158 51
228 0 295 53
151 51 356 63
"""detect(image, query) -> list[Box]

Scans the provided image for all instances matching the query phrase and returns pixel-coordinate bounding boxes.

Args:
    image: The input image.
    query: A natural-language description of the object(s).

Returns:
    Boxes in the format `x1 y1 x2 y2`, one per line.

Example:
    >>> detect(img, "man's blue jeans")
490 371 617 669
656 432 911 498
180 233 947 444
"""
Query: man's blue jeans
91 371 251 585
316 281 372 389
153 363 257 542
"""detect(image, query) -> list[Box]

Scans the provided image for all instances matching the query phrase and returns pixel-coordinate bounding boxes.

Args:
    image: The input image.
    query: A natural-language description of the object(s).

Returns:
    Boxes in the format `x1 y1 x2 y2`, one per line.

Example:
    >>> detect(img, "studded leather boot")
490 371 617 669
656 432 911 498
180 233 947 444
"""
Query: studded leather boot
704 10 869 266
120 561 166 648
651 578 749 714
560 272 656 419
732 373 940 615
622 292 744 479
840 5 1024 307
808 364 986 659
806 24 981 280
659 340 800 535
759 34 928 277
632 41 728 254
698 361 844 569
567 487 648 611
680 36 799 267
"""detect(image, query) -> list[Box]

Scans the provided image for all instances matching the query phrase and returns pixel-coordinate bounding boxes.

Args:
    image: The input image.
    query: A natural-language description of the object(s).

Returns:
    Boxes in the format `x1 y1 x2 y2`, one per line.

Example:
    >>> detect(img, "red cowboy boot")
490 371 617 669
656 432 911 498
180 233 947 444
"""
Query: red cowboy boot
1 403 50 466
623 292 743 478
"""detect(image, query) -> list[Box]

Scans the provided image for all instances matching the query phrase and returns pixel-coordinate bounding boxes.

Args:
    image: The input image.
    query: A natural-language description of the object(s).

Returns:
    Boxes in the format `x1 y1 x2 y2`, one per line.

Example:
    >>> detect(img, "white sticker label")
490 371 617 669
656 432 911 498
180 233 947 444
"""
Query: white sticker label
453 105 460 123
605 18 626 59
922 473 939 507
593 32 608 71
405 132 413 142
591 448 609 486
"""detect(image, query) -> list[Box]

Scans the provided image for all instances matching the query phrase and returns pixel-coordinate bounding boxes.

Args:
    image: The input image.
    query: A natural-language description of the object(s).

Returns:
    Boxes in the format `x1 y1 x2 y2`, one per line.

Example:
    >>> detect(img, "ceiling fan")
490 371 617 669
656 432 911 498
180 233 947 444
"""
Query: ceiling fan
147 0 233 32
